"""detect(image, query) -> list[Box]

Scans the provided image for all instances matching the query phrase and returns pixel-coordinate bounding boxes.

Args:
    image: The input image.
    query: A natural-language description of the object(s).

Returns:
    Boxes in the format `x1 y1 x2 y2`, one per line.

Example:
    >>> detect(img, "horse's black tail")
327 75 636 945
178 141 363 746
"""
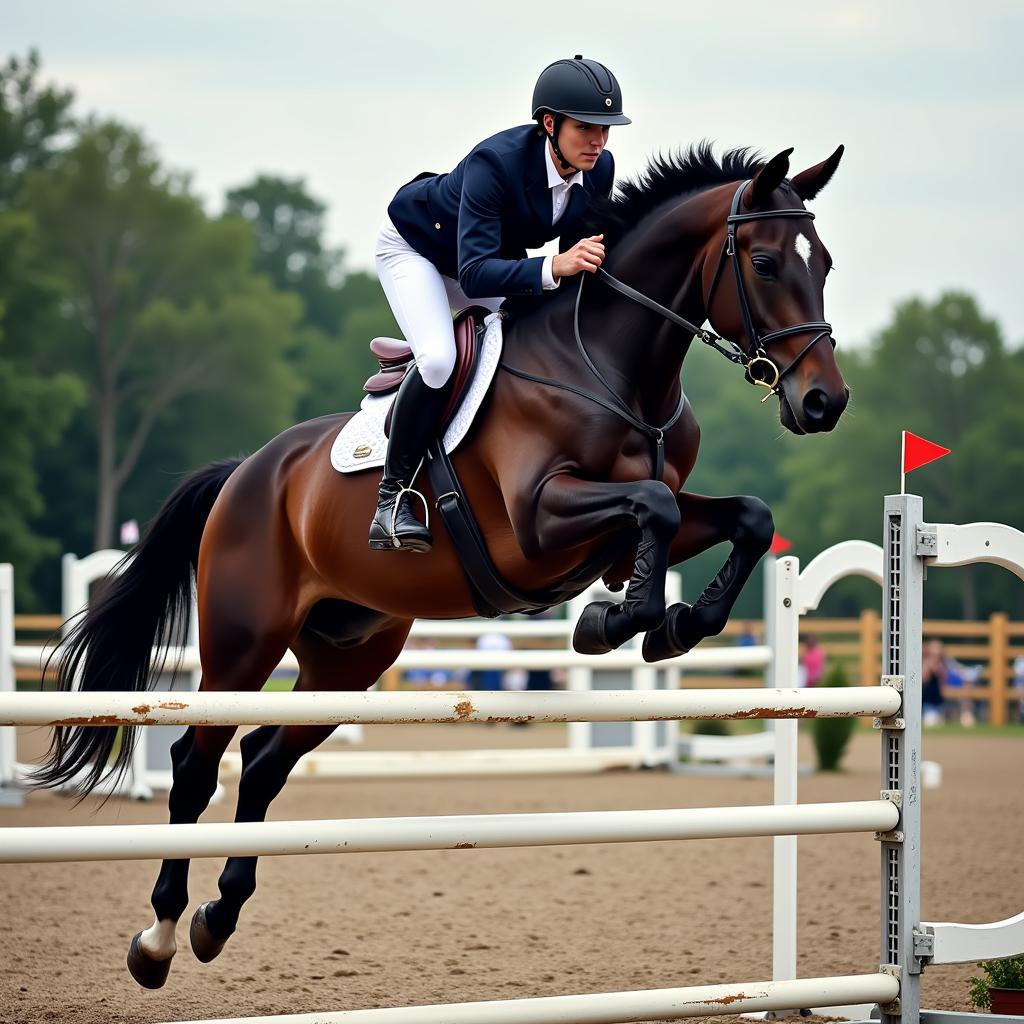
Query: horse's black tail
32 457 244 797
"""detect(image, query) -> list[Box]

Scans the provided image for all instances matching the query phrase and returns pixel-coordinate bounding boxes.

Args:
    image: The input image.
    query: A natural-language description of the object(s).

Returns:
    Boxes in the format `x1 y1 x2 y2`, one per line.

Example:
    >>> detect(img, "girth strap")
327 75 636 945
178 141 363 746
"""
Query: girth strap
426 441 582 618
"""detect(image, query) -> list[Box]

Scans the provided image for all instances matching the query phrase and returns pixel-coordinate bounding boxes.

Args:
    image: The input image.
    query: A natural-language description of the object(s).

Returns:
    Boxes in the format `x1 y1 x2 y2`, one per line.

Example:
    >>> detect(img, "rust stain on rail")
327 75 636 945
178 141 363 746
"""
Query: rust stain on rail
736 707 819 719
717 992 754 1005
452 842 476 849
453 699 475 721
639 709 822 722
53 714 157 726
51 700 193 727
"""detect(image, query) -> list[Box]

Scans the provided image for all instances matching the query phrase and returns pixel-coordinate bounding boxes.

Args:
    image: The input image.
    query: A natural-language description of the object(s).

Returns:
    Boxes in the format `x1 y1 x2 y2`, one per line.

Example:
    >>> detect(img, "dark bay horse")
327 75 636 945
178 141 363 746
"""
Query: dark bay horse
36 144 848 987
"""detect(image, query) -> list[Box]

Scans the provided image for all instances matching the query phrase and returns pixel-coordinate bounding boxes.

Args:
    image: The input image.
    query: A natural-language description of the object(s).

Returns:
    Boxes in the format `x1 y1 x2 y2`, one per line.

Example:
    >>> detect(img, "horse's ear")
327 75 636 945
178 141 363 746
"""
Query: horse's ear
791 145 845 201
746 148 793 208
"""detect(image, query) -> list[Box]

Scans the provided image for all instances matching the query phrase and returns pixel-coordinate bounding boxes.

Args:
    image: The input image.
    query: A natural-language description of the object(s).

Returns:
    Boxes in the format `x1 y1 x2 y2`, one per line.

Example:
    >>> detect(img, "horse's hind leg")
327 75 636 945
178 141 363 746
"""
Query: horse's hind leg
127 606 299 987
190 619 410 965
642 491 774 662
187 719 337 964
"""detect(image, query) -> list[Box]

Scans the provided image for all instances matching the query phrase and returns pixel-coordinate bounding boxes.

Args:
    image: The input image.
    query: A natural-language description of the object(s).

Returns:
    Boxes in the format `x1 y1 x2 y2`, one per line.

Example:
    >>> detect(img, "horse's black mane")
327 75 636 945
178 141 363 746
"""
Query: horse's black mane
583 141 765 248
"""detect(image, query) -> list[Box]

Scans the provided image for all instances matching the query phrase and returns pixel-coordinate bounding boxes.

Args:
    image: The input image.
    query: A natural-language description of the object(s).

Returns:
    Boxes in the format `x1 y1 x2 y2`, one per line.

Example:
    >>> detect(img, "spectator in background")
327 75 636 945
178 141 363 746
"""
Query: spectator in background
526 668 555 690
504 667 529 692
800 634 826 688
1012 655 1024 723
921 639 948 728
404 636 457 688
737 622 758 648
943 653 980 727
473 630 512 693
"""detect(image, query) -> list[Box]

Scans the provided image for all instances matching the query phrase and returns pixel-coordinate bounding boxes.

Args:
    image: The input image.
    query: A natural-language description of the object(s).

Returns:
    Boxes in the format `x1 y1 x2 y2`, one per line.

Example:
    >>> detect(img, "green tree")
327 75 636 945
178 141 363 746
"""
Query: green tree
25 121 303 550
224 174 346 334
320 272 402 415
0 52 82 603
775 293 1024 618
0 49 75 207
225 175 398 418
0 212 83 601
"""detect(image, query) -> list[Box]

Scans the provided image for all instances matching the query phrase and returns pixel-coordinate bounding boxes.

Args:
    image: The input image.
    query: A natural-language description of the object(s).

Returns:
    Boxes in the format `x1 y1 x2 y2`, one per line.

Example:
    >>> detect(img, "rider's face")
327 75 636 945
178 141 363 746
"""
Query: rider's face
543 115 610 175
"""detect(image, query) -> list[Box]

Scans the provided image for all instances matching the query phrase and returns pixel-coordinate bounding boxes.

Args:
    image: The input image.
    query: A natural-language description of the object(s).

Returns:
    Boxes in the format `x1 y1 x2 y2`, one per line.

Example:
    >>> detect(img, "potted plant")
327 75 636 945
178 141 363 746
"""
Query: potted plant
969 956 1024 1015
810 662 856 771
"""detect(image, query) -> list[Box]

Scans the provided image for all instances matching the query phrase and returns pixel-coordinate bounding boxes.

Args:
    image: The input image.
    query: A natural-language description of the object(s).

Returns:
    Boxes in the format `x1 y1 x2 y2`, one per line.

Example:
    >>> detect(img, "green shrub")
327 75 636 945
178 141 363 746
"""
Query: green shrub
811 662 856 771
969 956 1024 1008
690 719 731 736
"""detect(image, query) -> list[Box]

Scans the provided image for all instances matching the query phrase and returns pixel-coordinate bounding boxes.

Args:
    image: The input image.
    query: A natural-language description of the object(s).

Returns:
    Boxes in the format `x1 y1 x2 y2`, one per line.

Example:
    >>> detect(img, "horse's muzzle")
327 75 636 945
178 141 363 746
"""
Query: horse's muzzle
797 385 849 433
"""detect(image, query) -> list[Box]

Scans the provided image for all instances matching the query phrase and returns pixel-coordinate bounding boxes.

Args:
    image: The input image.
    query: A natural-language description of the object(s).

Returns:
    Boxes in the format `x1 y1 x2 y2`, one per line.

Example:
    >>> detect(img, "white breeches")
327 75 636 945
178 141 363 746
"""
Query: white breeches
374 217 503 389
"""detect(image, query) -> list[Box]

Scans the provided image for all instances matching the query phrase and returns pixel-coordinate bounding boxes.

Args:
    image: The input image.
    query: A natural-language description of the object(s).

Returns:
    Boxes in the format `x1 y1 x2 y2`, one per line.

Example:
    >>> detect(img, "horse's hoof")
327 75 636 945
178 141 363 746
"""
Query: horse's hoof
190 902 231 964
127 931 173 989
572 600 616 655
642 604 693 663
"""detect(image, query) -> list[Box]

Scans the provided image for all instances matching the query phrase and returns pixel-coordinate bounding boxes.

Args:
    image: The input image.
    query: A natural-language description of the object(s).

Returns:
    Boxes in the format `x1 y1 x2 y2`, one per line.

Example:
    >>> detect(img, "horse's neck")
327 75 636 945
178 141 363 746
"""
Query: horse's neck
504 196 716 416
572 202 714 407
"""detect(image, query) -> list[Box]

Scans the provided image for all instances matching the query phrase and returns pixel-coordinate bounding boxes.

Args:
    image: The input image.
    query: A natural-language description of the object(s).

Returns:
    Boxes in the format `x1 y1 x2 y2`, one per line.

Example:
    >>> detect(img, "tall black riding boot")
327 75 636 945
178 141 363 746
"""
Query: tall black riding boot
368 368 449 552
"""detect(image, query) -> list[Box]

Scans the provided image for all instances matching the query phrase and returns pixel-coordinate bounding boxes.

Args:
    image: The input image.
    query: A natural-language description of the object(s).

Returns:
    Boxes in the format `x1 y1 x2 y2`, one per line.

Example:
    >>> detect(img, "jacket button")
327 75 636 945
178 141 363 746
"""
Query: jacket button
434 222 441 230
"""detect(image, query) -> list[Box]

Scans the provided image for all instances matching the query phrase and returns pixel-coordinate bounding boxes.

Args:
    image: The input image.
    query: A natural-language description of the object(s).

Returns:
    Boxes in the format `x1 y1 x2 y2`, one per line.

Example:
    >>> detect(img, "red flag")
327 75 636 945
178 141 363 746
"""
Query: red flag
902 431 950 494
770 533 793 556
903 431 950 474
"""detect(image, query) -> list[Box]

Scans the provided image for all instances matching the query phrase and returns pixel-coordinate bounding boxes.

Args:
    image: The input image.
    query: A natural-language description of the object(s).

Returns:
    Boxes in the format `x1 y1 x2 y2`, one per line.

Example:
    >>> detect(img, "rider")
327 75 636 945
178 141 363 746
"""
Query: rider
369 55 630 552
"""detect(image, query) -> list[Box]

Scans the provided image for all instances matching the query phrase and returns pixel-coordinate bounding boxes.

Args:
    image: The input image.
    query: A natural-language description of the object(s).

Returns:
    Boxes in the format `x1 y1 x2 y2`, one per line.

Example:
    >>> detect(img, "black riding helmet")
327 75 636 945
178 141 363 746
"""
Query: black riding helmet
532 55 630 171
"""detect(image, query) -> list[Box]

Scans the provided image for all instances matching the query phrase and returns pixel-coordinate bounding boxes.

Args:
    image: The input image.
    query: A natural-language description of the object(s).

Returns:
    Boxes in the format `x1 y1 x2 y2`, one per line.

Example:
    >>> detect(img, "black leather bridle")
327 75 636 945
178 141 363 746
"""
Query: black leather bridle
595 178 835 401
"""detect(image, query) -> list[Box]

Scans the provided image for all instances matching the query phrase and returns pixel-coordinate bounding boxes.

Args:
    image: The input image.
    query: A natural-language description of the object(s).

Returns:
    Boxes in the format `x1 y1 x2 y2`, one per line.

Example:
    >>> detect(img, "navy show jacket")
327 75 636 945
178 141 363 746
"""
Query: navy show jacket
386 124 615 299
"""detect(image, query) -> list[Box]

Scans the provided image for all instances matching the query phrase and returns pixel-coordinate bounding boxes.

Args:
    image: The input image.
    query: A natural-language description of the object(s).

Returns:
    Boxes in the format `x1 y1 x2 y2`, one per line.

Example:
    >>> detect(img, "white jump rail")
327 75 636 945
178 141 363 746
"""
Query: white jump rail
923 521 1024 582
0 686 899 726
922 910 1024 965
156 974 900 1024
252 746 652 778
9 642 773 674
0 799 899 863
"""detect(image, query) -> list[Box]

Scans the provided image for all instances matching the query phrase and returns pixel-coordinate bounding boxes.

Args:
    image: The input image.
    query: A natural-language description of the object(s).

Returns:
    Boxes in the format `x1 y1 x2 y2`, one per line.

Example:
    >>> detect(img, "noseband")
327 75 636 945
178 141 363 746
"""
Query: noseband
595 178 835 401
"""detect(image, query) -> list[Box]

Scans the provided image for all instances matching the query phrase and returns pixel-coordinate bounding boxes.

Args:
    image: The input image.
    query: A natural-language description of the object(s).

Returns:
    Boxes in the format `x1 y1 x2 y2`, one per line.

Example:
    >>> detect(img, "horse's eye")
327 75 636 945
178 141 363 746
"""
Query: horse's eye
751 254 777 278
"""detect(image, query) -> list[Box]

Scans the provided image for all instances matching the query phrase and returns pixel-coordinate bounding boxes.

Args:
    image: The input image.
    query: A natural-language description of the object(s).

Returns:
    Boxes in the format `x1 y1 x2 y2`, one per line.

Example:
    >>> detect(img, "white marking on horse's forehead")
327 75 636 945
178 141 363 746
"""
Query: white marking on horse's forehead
794 233 812 272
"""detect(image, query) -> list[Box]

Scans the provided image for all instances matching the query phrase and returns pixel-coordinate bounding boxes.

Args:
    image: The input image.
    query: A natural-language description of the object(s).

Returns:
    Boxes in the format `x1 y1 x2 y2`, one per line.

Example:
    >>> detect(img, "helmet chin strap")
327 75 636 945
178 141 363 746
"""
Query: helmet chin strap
548 114 580 174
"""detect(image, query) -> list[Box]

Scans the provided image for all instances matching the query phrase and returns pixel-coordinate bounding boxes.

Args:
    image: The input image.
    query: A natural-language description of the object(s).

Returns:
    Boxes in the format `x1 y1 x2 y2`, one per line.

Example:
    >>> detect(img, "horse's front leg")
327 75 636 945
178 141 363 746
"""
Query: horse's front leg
533 475 681 654
642 491 774 663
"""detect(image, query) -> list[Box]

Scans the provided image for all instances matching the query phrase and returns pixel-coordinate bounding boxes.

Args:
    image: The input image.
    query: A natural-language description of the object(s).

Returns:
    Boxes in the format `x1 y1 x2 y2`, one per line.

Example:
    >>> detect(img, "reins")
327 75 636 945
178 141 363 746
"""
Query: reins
500 267 685 482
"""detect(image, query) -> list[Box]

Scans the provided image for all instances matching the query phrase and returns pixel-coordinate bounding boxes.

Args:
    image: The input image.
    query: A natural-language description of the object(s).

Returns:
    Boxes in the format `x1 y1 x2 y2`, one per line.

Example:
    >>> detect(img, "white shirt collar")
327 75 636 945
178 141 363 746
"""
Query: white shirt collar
544 141 584 190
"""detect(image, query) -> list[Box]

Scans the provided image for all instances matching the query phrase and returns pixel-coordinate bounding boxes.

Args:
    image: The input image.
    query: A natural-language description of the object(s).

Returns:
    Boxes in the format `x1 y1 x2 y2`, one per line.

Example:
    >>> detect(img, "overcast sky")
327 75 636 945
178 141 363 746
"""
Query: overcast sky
6 0 1023 347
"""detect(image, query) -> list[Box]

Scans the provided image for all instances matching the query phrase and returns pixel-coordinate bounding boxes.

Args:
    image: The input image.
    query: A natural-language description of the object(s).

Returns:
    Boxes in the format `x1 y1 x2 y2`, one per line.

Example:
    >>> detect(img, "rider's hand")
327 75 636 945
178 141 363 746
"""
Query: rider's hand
552 235 605 281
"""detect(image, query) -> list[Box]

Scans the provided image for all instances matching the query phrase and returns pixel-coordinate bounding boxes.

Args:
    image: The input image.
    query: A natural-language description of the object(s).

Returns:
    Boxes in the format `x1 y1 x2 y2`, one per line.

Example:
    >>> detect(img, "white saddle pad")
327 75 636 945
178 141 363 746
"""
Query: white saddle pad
331 313 504 474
